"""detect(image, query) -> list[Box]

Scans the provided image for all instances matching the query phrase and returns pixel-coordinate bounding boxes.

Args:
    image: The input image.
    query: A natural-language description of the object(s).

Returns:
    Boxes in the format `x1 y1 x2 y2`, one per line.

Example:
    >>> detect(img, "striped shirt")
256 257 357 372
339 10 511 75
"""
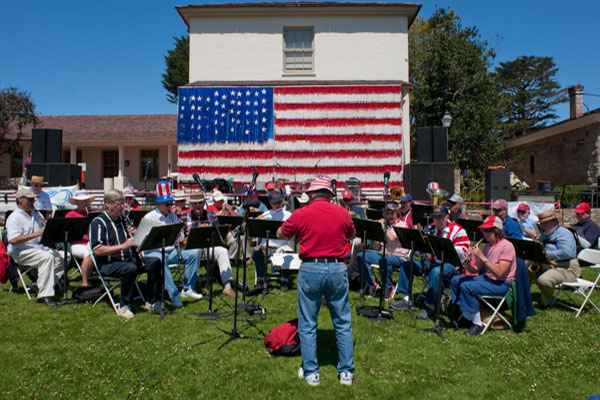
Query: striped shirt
89 211 136 264
424 221 470 262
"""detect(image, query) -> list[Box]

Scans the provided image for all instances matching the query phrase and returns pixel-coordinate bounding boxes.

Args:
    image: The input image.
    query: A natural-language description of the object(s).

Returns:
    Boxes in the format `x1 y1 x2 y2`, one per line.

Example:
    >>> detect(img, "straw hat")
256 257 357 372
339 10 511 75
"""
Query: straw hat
189 191 206 203
537 210 558 223
15 188 37 199
69 191 94 205
28 175 47 185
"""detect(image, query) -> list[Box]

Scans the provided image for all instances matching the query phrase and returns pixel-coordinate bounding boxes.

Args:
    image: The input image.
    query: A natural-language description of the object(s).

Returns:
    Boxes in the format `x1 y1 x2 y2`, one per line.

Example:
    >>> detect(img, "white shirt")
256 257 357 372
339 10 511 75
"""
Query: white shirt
141 208 183 251
5 208 44 255
259 207 292 248
32 189 52 211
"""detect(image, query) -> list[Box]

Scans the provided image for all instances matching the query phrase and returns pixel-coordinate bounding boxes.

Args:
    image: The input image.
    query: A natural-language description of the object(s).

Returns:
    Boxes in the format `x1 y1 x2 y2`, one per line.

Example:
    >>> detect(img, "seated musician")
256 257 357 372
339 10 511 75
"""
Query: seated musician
237 187 268 217
398 193 414 228
141 181 204 308
253 191 293 291
123 189 142 212
28 175 52 212
178 191 236 299
173 190 191 218
65 191 95 287
89 189 162 318
5 188 65 306
492 199 523 239
516 203 537 239
208 191 236 216
450 216 517 336
340 190 365 219
535 210 580 307
447 194 467 222
573 202 600 250
356 202 409 300
397 205 470 320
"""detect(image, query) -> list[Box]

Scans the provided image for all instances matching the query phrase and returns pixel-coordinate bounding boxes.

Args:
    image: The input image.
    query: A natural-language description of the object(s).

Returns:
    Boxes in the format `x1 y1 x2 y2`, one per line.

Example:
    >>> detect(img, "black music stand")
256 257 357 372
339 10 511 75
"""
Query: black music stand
352 218 393 321
138 223 184 321
185 224 230 318
412 203 434 227
246 218 284 299
257 195 272 210
457 219 484 242
368 199 385 210
424 234 462 341
128 210 149 227
52 209 69 219
506 238 551 265
393 227 433 319
88 211 101 223
366 208 383 220
41 217 89 307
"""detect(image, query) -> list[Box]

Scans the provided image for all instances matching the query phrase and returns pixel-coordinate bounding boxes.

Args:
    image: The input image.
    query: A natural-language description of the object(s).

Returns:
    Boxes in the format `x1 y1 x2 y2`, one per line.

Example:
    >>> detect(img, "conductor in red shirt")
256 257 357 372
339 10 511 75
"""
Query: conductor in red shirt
277 175 356 387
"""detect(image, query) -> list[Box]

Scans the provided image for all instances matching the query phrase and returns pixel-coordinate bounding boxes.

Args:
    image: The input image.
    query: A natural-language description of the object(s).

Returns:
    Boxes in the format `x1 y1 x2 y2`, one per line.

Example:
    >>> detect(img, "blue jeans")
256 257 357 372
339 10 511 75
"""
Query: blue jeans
396 259 457 307
253 248 290 284
297 261 354 377
450 275 510 313
145 248 199 298
356 251 404 292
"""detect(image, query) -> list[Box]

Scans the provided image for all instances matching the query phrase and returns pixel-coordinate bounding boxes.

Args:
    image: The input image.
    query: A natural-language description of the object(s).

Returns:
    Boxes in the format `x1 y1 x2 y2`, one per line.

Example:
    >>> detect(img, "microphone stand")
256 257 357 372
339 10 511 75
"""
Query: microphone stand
373 177 393 321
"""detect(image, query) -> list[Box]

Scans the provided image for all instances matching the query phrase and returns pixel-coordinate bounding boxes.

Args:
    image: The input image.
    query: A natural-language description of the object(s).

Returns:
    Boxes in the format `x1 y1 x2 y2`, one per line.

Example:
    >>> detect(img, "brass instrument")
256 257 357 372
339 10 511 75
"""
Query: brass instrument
527 231 546 284
459 238 485 269
390 186 404 201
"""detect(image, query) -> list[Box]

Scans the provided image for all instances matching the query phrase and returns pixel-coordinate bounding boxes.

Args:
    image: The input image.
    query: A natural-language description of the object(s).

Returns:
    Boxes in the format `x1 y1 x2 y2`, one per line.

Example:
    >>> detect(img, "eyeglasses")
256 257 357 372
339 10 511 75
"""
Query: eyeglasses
163 202 174 207
482 228 495 233
492 208 503 213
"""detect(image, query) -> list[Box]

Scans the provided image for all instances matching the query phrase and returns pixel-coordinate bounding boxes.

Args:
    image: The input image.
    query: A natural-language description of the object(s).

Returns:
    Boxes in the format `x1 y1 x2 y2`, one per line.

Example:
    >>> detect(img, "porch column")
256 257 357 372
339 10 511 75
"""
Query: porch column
70 145 76 164
118 145 124 177
167 144 172 176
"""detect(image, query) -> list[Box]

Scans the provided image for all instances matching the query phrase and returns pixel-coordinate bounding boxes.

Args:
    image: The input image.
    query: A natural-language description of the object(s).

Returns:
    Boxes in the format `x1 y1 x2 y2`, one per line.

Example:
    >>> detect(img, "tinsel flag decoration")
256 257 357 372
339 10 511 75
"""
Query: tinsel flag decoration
177 85 403 188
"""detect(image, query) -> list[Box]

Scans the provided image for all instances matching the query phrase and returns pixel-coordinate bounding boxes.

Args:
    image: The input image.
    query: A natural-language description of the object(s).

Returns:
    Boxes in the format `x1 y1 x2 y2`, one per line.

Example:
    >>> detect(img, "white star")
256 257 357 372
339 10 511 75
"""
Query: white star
180 105 184 110
191 105 195 110
237 91 242 97
231 127 235 132
253 101 258 106
261 89 266 94
179 113 183 119
261 98 266 104
237 101 241 106
214 100 219 106
262 127 267 132
245 129 249 134
190 95 195 101
230 100 235 105
261 108 267 113
198 115 201 120
214 120 218 125
198 97 203 102
236 110 241 115
183 96 187 101
254 120 258 125
254 91 259 96
245 110 250 115
214 110 219 115
221 104 225 109
246 90 251 96
254 110 258 115
191 124 194 129
236 119 241 124
214 90 219 96
222 94 226 100
245 100 250 106
230 90 235 96
262 117 267 123
221 113 225 117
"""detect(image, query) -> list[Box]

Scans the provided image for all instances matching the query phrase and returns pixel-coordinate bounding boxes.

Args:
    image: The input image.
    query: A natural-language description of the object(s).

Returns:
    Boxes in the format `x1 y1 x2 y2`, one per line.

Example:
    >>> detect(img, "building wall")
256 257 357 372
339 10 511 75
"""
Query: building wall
189 16 409 82
510 122 600 186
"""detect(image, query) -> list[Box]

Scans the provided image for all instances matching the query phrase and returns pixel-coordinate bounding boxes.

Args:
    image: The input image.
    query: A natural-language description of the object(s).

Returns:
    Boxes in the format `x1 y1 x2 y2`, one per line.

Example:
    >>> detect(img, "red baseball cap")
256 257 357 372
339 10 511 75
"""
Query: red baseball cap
517 203 530 212
478 215 503 230
342 190 354 200
265 182 276 190
575 202 591 214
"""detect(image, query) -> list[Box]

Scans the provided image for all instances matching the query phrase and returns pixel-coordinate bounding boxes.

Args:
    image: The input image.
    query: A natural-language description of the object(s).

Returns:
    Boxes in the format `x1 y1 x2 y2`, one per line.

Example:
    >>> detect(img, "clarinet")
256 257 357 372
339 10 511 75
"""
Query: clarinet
32 207 47 227
171 213 184 261
122 211 145 266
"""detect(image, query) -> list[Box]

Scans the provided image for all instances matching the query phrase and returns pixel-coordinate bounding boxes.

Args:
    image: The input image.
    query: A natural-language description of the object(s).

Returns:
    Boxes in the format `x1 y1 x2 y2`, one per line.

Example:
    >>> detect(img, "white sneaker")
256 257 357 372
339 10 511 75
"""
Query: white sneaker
143 301 164 313
181 288 203 300
340 371 354 385
117 304 134 319
298 367 320 386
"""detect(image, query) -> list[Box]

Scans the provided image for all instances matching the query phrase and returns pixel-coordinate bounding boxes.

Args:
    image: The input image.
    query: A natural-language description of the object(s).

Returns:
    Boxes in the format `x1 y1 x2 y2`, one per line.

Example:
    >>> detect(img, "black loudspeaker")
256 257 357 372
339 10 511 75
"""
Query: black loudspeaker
485 168 511 202
31 129 63 163
416 127 448 163
27 163 81 186
404 162 454 201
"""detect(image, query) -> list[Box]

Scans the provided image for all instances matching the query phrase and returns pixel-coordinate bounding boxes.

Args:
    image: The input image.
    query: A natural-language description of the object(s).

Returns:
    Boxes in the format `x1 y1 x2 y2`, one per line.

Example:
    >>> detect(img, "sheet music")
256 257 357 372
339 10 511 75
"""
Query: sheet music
132 218 163 247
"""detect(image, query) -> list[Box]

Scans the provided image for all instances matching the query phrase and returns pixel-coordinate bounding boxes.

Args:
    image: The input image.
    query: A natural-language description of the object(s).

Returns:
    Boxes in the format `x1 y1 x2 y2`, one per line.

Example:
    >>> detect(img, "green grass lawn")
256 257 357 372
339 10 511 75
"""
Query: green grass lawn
1 265 599 400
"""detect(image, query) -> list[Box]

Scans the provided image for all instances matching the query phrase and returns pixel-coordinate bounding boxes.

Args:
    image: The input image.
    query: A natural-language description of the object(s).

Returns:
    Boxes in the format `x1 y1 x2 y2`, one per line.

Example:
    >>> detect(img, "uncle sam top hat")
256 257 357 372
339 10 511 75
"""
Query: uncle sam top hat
155 180 175 204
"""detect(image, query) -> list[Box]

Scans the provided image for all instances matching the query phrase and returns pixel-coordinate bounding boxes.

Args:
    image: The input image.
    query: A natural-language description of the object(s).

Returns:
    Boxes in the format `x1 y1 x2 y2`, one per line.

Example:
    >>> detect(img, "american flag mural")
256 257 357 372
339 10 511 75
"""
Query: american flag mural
177 85 403 188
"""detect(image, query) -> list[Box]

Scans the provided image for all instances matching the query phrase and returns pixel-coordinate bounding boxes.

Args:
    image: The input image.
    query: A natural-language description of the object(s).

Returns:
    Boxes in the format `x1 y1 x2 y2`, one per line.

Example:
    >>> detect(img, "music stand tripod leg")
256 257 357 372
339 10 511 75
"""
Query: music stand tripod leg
423 252 445 341
261 231 273 299
56 231 76 307
198 229 221 319
406 241 415 320
160 237 166 321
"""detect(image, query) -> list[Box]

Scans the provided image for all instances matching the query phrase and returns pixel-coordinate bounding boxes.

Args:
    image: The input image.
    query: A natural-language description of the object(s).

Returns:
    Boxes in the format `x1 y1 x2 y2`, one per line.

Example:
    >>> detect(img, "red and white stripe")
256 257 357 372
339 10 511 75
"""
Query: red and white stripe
178 85 404 188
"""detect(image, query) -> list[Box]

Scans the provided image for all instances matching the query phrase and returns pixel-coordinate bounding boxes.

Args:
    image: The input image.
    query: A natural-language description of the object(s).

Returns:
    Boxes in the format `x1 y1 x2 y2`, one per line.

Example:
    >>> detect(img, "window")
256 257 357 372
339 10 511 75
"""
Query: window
283 27 314 72
140 149 159 181
102 150 119 178
63 149 82 164
11 153 23 178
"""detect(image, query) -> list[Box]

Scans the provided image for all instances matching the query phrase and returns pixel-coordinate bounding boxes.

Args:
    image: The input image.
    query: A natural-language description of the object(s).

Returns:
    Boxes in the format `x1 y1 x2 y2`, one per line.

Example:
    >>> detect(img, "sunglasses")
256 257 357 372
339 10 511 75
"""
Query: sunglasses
481 228 495 233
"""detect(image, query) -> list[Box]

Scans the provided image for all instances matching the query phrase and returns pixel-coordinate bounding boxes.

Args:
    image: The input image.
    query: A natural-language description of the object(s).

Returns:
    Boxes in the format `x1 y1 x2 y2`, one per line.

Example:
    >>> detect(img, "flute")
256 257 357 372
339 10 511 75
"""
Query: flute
459 237 485 269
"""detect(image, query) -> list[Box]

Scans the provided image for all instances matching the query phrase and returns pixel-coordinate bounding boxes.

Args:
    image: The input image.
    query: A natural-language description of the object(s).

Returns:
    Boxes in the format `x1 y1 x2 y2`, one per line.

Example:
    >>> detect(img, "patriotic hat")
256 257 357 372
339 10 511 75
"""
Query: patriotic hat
155 180 175 204
306 175 334 195
427 182 440 190
478 216 503 230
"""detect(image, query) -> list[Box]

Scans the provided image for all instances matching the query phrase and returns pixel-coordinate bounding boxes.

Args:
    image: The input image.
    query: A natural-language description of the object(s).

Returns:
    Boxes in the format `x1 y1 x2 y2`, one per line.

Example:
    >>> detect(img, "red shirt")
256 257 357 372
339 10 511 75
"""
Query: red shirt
65 209 89 245
281 198 355 259
208 204 220 213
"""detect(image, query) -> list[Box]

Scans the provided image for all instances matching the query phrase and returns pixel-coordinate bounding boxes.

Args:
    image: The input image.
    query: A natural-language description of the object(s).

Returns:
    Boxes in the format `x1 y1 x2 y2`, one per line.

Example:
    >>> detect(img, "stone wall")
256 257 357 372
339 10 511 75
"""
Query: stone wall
510 122 600 187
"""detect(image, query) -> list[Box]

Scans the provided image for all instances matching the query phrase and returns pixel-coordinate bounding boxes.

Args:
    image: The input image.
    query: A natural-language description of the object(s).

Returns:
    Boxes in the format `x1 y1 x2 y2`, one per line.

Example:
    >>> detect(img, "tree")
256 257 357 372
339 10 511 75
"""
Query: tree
162 35 189 104
0 86 39 157
495 55 566 138
409 8 505 173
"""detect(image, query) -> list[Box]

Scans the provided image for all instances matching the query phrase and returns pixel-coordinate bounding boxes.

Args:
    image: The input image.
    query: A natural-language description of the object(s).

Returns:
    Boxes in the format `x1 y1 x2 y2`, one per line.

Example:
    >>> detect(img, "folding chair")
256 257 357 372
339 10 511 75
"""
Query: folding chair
15 264 36 300
479 286 513 335
88 243 145 314
553 248 600 318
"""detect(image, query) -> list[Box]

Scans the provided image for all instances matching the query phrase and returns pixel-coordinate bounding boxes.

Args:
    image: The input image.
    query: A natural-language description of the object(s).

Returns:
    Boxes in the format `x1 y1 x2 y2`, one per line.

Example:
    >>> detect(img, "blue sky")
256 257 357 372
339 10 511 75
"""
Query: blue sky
1 0 598 122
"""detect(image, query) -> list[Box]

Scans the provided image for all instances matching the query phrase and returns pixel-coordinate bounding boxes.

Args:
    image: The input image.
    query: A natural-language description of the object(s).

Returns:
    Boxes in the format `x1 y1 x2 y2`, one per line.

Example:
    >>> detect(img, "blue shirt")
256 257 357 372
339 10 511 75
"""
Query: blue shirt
540 226 576 261
503 215 523 239
574 219 600 249
520 216 536 231
237 202 268 217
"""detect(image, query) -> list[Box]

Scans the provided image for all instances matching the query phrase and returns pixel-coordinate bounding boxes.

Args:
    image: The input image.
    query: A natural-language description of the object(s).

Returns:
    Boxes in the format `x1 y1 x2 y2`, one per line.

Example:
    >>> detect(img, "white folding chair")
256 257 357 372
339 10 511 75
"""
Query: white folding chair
15 265 35 300
88 243 145 314
553 248 600 318
479 287 513 335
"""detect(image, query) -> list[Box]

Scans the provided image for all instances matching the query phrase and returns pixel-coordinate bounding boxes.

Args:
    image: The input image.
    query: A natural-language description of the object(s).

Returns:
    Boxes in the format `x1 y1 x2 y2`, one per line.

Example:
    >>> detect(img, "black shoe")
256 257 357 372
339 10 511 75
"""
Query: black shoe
464 324 483 336
29 283 39 294
416 308 433 320
255 281 266 291
390 299 412 311
37 297 57 307
281 283 289 292
449 317 471 331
